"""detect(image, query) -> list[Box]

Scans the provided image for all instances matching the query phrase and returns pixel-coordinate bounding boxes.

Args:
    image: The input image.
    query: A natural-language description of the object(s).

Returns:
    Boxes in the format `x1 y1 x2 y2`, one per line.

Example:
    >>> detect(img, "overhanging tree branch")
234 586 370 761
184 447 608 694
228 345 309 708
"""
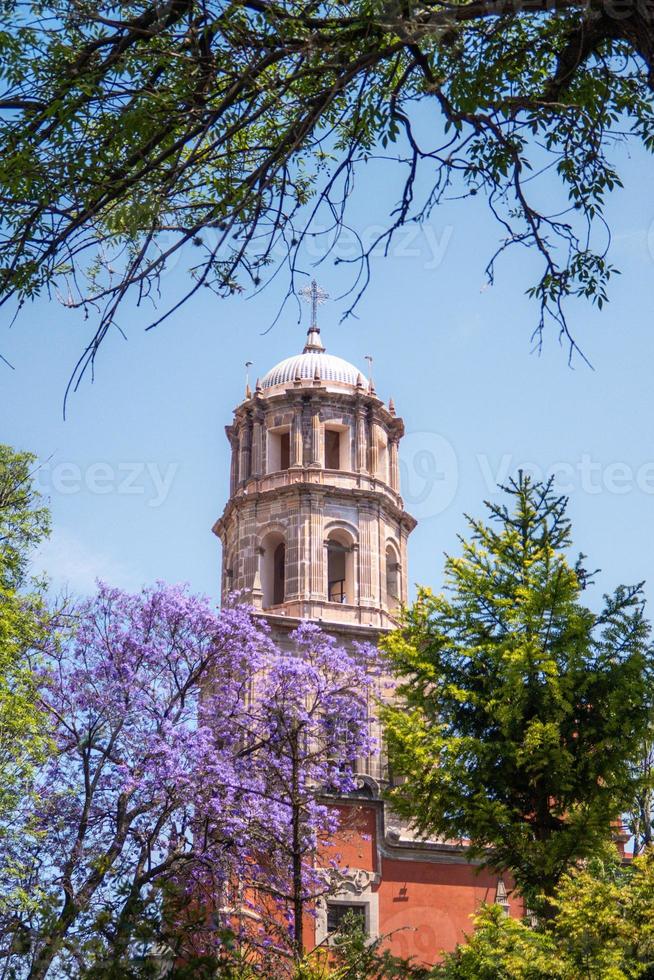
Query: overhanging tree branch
0 0 651 391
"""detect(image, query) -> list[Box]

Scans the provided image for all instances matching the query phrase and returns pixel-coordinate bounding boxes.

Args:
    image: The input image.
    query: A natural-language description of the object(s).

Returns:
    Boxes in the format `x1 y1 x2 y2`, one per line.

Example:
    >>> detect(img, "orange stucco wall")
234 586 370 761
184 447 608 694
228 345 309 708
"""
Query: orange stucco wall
317 801 523 967
331 804 378 870
377 857 515 964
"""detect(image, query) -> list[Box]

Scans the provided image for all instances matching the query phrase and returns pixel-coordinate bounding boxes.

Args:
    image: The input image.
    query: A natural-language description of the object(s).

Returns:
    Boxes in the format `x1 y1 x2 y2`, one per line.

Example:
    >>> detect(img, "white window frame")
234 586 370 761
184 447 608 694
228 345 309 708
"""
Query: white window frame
315 875 379 945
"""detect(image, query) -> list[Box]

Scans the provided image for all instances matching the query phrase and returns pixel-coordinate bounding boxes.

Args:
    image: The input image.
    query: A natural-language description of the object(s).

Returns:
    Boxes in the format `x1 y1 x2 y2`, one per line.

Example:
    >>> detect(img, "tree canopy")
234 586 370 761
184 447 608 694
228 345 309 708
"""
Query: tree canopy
0 0 652 388
0 583 379 978
434 852 654 979
383 475 653 910
0 444 49 591
0 444 51 820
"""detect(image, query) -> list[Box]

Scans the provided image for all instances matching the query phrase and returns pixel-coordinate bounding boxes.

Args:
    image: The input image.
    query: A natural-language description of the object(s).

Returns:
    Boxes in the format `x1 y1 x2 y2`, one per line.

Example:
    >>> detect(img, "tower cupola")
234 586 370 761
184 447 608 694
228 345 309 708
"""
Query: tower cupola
213 295 416 638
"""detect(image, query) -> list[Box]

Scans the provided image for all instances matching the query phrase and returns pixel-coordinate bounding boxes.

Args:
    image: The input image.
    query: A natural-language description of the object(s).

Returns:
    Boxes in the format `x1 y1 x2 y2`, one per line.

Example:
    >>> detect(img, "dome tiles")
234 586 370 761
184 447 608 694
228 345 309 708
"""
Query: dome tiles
260 351 363 390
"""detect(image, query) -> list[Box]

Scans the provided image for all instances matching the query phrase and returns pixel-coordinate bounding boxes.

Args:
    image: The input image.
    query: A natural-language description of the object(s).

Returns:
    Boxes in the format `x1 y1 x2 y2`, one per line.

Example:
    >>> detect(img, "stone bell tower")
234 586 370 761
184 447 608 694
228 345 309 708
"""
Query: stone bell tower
211 295 518 962
212 286 416 647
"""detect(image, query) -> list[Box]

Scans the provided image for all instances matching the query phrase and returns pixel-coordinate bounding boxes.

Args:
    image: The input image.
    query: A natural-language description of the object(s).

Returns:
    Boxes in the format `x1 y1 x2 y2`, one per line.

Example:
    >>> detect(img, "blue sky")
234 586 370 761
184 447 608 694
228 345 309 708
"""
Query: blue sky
2 139 653 612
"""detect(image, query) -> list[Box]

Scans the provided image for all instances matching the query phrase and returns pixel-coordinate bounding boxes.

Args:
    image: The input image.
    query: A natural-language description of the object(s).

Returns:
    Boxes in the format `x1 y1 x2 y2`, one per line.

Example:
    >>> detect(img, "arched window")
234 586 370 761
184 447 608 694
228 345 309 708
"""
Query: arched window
327 529 355 604
261 531 286 608
273 542 286 605
385 544 400 606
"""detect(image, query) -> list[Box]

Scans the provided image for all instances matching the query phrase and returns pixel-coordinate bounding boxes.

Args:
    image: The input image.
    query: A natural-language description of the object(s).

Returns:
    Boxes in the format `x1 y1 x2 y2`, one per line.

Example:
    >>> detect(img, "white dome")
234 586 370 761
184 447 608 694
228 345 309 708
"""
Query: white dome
260 350 363 389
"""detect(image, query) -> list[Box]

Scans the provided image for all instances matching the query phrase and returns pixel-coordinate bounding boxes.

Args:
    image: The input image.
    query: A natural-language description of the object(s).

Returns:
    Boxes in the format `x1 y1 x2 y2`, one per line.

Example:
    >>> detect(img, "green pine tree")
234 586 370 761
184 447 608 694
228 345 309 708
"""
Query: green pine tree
383 475 653 911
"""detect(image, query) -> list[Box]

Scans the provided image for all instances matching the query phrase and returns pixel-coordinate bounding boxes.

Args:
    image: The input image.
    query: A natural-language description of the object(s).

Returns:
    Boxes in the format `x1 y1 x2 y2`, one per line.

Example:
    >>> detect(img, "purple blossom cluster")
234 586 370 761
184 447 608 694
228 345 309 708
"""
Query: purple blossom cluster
1 582 379 977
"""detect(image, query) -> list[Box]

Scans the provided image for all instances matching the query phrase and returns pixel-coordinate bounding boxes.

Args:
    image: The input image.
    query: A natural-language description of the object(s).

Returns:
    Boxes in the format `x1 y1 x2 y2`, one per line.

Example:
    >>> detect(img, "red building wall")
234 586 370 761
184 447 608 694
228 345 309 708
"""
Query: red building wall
314 800 523 968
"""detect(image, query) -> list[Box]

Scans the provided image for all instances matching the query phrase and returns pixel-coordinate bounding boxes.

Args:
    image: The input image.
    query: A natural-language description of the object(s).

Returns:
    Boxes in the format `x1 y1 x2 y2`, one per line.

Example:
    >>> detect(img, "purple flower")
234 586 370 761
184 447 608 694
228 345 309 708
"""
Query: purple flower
4 582 380 974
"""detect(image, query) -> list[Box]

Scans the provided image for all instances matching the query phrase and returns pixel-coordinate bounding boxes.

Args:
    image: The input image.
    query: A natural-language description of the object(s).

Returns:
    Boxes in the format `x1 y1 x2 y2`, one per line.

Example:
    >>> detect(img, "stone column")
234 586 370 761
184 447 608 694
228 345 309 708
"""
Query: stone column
250 566 263 610
242 505 258 593
400 532 409 605
309 493 325 598
358 504 375 604
229 435 238 494
310 404 322 467
351 542 360 604
376 501 384 606
389 437 400 492
238 417 252 483
298 494 311 598
291 404 304 467
355 405 367 473
251 416 264 477
368 417 379 477
285 505 301 599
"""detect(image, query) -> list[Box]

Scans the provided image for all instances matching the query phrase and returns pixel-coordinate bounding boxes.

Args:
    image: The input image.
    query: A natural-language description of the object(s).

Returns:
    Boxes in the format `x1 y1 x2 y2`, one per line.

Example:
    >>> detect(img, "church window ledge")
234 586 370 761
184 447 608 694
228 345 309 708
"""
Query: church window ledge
267 426 291 472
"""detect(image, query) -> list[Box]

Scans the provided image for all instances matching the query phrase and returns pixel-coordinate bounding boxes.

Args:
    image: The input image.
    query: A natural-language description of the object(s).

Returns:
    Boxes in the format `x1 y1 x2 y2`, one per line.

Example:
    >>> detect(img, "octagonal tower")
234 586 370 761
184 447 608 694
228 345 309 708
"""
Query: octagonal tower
212 315 416 645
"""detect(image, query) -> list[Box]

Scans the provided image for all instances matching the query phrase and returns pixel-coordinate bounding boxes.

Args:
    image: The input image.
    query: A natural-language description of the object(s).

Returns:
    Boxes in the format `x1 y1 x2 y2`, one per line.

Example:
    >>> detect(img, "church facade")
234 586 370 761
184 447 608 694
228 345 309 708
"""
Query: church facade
213 303 517 966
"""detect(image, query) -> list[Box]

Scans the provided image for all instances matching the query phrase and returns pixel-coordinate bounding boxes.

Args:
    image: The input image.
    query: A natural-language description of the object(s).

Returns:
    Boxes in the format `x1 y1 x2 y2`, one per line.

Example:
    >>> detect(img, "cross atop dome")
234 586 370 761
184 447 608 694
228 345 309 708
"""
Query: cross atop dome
299 278 328 352
299 278 329 330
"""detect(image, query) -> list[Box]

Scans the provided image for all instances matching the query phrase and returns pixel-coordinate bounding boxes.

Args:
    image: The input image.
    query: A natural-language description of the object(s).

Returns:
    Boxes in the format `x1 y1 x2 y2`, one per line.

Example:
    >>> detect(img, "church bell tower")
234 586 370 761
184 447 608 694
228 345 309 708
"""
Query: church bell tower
212 285 416 646
212 293 517 958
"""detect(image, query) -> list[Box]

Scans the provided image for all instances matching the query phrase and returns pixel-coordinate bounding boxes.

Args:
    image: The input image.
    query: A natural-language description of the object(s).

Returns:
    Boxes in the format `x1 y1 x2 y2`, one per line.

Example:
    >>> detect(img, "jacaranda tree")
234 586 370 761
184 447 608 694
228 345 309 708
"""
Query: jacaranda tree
241 624 379 964
383 475 653 913
0 583 378 979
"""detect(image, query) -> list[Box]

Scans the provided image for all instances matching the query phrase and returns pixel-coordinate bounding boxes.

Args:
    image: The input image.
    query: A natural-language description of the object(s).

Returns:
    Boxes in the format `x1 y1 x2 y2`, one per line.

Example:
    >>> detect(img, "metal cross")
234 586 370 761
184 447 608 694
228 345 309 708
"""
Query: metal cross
299 279 329 329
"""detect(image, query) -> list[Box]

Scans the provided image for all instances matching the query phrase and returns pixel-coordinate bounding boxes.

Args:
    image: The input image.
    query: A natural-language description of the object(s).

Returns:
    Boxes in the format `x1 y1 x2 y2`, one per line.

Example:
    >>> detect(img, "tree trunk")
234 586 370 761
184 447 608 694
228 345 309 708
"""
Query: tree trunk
291 803 304 957
290 734 304 959
28 899 79 980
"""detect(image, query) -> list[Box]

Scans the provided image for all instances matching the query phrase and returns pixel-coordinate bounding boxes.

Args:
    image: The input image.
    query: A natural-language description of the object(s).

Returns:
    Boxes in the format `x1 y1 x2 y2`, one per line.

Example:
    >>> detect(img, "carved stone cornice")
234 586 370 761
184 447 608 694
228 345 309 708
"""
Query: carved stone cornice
212 477 417 541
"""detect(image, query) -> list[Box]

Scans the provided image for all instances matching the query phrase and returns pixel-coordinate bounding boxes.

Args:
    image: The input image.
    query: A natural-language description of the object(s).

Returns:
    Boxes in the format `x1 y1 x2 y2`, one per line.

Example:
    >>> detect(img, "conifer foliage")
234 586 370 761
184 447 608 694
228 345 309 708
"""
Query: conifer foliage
383 475 653 909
